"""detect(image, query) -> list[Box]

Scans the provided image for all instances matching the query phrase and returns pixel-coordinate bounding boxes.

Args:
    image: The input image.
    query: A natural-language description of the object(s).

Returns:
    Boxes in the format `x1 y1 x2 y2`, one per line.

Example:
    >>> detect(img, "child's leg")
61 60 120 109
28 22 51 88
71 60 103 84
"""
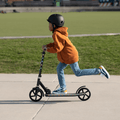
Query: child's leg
57 62 68 89
70 62 100 76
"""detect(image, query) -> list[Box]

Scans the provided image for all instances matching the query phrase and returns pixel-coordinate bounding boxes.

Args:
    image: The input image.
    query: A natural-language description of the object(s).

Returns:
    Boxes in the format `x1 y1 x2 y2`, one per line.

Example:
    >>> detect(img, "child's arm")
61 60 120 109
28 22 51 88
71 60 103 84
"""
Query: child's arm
46 33 65 53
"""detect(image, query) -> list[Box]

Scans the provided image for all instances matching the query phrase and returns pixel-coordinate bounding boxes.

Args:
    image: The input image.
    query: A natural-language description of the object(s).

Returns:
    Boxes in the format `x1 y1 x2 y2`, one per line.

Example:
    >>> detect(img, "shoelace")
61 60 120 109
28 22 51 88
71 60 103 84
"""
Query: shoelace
101 69 107 76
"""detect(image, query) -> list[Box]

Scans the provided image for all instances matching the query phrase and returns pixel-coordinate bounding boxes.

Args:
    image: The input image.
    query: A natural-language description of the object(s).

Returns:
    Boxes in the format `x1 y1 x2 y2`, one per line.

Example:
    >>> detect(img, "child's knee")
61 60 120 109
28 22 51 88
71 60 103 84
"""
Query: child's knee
57 65 61 73
56 66 59 72
75 73 80 77
74 70 82 77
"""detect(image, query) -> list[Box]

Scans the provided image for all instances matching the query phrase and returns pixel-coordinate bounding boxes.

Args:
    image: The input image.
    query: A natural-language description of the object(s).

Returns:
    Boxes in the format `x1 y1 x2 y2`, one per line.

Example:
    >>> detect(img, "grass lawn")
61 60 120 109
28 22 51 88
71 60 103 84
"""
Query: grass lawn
0 35 120 75
0 12 120 37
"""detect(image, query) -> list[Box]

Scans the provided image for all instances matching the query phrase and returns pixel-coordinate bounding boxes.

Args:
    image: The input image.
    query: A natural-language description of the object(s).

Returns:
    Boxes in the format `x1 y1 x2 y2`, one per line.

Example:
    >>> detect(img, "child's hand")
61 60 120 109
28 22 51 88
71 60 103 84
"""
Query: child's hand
42 45 47 51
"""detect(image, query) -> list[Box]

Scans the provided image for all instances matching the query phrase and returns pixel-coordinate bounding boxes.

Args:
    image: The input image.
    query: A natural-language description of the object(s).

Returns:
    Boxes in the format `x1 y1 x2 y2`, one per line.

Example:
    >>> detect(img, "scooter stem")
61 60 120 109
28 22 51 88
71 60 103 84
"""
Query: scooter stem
38 49 46 77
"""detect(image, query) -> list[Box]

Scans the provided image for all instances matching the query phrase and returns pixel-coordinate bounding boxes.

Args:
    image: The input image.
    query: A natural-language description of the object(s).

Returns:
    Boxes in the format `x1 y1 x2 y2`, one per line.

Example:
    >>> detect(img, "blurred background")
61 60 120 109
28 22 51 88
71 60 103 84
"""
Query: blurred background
0 0 119 7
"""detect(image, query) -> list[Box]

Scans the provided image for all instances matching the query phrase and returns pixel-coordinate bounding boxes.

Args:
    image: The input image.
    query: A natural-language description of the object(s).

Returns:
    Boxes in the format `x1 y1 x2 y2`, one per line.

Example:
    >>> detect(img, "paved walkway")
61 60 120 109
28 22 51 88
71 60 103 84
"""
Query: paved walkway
0 33 120 39
0 74 120 120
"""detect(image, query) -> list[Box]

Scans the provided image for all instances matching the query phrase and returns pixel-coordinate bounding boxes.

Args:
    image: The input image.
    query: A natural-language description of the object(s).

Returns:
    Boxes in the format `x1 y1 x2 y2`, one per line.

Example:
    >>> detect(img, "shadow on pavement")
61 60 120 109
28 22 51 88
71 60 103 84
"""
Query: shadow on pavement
0 100 81 104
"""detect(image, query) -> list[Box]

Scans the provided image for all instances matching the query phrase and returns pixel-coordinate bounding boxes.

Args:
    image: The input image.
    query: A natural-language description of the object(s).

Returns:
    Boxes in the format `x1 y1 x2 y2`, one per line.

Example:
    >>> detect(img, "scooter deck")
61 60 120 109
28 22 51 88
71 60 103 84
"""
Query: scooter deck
45 93 84 97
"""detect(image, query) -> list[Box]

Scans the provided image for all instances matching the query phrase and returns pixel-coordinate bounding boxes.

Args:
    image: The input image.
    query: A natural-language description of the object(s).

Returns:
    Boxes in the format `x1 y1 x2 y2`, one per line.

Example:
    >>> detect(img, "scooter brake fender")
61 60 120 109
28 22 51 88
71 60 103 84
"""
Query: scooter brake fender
76 86 86 93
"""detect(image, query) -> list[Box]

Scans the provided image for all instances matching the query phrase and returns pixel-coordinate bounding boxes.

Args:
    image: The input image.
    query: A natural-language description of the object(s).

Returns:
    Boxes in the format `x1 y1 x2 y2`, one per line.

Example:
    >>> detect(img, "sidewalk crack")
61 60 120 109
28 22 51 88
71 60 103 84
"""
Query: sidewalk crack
32 98 50 120
52 75 57 82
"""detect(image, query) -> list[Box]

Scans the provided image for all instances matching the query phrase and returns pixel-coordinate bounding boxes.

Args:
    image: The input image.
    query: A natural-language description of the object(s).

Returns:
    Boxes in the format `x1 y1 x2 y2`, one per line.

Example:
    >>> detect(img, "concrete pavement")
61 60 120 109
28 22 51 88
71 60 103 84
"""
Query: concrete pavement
0 74 120 120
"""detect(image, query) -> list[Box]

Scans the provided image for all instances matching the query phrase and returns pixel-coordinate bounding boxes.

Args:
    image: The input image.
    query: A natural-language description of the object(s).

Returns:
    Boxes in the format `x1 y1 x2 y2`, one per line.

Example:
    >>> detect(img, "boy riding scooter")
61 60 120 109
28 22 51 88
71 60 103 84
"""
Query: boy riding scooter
42 14 110 94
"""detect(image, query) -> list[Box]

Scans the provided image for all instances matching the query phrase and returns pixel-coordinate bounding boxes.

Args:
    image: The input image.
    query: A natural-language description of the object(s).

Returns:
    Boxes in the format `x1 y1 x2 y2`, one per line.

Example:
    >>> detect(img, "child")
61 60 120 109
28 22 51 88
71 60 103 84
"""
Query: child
42 14 110 94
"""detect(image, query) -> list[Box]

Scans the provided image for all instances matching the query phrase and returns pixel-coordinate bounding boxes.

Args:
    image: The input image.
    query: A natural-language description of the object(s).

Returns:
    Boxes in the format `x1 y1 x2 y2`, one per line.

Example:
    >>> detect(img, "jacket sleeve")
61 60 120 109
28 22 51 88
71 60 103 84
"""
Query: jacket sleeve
47 32 65 53
46 43 54 47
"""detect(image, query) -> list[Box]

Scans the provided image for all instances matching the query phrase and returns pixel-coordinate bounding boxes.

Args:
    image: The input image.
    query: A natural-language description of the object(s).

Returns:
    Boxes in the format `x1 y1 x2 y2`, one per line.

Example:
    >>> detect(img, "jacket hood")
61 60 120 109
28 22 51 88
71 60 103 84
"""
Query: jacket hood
54 27 68 37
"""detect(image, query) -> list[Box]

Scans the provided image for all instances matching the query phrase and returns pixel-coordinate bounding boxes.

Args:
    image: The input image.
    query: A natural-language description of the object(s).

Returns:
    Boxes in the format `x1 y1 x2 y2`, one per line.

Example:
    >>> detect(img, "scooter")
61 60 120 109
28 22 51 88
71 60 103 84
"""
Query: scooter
29 49 91 102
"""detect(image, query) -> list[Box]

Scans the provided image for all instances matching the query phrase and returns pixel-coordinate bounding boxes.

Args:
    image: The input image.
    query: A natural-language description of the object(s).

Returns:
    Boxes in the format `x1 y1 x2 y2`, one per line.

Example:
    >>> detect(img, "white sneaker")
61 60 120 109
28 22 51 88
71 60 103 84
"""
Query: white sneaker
99 65 110 79
52 88 67 94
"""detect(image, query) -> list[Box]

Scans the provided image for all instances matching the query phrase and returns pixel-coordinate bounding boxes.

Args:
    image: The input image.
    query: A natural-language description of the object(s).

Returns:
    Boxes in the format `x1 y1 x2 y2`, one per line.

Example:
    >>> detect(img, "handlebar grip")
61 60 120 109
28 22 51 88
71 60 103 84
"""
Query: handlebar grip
44 47 47 51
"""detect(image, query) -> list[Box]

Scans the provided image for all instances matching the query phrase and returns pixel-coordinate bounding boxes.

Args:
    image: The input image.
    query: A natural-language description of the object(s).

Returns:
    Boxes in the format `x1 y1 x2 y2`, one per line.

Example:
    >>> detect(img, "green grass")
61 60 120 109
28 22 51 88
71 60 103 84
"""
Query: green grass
0 12 120 37
0 12 120 74
0 35 120 75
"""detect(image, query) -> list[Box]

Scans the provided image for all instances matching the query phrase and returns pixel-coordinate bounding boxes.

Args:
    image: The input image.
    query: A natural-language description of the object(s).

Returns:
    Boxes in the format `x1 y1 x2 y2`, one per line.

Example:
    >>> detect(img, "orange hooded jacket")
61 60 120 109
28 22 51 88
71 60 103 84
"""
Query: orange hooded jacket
46 27 79 64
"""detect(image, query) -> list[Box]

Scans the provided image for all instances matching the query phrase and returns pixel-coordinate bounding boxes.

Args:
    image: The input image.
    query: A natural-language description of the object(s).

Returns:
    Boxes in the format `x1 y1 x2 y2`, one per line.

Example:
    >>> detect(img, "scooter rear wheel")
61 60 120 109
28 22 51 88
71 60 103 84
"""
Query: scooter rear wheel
77 87 91 101
29 87 43 102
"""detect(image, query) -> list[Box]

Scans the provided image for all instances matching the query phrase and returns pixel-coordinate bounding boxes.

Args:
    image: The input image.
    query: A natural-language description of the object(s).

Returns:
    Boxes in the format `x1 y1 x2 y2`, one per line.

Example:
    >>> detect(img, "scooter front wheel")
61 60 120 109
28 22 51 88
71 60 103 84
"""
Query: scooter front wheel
77 87 91 101
29 87 43 102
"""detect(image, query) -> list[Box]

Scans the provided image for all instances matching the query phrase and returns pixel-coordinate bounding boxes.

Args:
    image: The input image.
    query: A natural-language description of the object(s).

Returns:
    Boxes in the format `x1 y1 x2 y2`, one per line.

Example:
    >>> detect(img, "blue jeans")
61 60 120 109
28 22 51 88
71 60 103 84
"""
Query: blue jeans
57 62 100 89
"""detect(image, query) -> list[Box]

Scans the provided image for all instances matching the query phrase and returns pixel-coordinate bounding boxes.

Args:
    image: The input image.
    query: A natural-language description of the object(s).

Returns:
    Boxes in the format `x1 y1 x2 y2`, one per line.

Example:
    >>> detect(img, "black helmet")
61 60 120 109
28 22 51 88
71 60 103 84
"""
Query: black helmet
47 14 64 27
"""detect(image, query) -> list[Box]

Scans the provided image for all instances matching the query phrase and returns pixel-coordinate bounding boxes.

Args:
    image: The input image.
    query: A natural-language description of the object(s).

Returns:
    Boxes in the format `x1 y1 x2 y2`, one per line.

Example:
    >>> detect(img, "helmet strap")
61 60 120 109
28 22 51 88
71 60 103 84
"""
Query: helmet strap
52 24 57 33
